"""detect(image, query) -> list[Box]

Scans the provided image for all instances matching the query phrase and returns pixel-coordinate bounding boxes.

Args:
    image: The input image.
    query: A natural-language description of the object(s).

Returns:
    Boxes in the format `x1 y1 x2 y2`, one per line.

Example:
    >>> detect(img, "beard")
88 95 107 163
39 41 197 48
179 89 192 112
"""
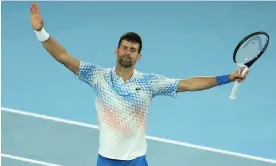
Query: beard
118 55 135 68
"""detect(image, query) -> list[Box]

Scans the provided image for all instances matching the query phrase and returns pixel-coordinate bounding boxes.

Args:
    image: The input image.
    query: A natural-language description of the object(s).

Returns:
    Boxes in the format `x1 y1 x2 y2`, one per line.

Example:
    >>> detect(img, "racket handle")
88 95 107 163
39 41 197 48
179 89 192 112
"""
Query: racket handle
229 67 249 100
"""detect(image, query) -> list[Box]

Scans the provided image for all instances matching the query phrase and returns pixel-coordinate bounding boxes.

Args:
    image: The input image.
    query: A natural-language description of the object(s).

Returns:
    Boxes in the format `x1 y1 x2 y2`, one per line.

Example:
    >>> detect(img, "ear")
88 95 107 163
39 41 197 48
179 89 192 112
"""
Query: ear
137 53 142 61
114 48 118 56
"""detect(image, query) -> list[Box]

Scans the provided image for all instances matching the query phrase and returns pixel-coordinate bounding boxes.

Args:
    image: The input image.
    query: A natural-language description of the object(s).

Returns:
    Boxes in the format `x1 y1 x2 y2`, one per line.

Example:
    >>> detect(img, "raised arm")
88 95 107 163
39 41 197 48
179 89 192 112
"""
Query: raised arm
177 68 248 92
30 3 80 75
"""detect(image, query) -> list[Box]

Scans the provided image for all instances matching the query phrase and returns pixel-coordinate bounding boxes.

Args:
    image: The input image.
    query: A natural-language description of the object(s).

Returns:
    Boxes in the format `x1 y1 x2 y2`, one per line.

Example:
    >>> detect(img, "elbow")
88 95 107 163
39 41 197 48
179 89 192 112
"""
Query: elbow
177 80 194 92
56 53 67 64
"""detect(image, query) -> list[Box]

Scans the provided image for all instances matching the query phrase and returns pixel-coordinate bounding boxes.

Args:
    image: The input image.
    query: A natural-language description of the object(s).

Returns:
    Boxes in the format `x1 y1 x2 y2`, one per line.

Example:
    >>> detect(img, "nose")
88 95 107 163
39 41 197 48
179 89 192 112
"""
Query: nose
125 49 131 55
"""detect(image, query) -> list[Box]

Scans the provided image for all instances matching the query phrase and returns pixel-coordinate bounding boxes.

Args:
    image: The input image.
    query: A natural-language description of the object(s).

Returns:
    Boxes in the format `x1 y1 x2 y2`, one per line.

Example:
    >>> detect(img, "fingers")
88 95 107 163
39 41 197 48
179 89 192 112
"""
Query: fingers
232 70 248 83
30 3 40 16
236 72 248 83
236 67 249 76
235 75 245 83
242 67 250 74
237 77 246 83
237 79 243 83
230 67 250 83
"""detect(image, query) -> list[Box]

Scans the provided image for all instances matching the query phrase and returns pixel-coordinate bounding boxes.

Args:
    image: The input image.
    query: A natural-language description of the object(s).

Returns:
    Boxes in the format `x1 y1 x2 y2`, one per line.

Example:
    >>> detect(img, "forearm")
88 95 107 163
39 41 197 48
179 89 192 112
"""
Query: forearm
34 28 80 75
183 77 218 91
178 75 231 92
41 36 68 63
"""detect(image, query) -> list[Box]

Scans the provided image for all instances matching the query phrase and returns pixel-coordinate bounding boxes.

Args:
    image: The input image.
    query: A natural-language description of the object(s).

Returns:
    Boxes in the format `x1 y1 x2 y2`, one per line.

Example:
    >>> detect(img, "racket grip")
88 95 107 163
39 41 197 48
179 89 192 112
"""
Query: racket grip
229 67 249 100
229 81 241 99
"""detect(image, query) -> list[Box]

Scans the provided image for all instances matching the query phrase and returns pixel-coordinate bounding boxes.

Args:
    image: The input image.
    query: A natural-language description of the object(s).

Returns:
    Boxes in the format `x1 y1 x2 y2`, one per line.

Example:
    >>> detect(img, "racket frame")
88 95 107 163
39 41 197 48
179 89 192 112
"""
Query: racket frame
229 31 269 100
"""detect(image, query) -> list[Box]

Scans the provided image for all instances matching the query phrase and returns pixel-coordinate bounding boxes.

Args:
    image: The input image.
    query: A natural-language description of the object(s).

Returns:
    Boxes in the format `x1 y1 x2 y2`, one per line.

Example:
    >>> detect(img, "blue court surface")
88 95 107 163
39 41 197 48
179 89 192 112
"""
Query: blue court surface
2 1 276 166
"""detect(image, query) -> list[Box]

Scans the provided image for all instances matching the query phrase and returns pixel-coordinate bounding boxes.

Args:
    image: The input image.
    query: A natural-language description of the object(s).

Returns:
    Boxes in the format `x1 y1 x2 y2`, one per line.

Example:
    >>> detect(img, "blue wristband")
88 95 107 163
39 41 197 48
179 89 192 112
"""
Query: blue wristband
216 75 230 86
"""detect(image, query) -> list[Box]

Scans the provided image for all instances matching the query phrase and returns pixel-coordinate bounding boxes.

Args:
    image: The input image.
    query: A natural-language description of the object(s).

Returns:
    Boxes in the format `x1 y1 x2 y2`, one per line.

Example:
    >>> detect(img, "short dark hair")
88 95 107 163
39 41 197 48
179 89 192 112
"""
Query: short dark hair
118 32 142 53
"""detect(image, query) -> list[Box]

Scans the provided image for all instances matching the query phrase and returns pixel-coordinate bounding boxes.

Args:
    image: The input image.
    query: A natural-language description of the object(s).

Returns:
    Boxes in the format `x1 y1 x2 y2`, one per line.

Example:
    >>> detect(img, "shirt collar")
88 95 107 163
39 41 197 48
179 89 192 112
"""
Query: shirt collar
112 67 138 82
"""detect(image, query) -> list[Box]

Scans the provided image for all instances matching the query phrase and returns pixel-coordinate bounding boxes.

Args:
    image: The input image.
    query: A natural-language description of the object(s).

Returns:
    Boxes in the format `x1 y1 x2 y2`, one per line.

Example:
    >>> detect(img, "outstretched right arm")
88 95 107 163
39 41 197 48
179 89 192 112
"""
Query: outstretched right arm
41 37 80 75
30 3 80 75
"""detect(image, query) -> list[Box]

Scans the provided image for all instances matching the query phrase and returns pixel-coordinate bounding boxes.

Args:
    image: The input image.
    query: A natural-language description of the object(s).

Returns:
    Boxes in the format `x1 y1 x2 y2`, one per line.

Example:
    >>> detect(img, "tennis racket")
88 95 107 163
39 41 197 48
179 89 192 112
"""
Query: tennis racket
229 31 270 100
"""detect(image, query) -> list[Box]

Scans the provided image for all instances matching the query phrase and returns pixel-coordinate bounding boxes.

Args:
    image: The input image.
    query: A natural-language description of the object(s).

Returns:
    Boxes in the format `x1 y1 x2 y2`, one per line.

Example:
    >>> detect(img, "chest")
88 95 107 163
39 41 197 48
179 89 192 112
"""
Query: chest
94 76 153 109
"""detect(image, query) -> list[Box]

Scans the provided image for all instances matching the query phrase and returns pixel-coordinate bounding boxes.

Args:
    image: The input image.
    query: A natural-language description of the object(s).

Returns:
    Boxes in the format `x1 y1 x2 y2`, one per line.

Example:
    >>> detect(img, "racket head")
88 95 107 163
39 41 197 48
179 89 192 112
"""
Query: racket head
233 31 269 68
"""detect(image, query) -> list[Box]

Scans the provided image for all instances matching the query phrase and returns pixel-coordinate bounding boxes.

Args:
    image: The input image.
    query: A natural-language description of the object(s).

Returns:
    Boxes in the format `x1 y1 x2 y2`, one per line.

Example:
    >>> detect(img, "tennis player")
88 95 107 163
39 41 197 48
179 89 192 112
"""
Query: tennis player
30 3 248 166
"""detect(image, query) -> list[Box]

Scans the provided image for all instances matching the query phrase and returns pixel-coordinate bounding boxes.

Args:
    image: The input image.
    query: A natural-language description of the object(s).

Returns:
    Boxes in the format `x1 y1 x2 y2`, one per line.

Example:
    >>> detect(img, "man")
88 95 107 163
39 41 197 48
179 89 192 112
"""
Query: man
30 3 248 166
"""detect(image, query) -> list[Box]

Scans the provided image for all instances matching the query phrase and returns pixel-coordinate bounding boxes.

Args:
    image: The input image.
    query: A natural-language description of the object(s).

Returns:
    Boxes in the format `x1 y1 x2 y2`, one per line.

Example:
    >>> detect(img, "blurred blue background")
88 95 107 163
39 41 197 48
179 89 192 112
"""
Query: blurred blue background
2 1 276 165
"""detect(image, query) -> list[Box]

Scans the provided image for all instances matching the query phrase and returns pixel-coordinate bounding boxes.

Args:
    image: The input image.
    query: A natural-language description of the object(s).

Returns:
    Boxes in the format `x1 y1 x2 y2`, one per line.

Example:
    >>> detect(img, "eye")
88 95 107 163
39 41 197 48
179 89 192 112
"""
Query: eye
130 48 137 52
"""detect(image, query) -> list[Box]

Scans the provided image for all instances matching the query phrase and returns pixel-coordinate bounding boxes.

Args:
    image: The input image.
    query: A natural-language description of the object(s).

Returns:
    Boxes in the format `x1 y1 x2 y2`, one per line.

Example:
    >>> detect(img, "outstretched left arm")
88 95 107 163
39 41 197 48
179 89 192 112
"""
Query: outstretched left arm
177 68 248 92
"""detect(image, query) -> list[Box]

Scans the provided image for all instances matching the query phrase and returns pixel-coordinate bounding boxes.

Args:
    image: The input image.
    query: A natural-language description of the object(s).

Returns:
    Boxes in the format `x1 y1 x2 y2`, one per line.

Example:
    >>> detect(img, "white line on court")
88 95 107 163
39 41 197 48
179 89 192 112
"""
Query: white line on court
2 106 276 164
1 153 62 166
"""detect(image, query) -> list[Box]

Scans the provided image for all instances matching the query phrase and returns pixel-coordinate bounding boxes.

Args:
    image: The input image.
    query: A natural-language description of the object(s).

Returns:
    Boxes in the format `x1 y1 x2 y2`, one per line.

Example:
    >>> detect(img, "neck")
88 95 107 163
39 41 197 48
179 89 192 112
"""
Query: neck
115 63 135 82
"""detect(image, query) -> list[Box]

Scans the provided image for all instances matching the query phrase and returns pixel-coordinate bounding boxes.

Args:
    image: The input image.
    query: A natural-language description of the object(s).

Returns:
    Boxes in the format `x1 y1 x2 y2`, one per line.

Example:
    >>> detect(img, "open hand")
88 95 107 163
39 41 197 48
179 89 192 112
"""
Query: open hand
30 3 44 31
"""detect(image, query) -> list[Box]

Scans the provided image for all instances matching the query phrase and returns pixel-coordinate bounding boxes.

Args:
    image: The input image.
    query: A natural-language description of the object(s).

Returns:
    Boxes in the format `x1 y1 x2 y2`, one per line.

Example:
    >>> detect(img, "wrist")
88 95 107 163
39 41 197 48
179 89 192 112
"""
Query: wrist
34 28 49 42
216 74 231 86
228 74 236 82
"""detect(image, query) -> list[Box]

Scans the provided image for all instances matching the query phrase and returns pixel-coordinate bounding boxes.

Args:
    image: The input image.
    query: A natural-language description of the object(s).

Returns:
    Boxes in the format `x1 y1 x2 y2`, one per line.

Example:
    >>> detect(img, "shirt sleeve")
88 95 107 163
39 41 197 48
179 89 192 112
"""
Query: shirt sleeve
76 61 106 88
147 74 180 98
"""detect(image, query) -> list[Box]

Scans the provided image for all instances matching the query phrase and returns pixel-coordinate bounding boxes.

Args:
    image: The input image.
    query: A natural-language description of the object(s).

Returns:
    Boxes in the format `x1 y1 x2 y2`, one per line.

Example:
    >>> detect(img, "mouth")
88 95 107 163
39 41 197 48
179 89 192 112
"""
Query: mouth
121 56 132 62
122 55 131 60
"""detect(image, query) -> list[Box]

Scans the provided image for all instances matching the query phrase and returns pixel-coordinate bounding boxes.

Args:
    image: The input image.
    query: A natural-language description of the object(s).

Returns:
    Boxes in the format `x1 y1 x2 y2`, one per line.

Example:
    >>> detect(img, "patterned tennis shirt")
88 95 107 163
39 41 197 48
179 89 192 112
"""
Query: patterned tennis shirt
77 61 180 160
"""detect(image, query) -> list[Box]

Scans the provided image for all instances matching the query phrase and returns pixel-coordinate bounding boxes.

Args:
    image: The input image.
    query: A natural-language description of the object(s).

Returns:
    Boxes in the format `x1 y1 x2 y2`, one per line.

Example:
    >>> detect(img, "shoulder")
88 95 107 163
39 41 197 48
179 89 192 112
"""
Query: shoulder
133 70 169 83
134 70 157 80
77 61 113 83
79 61 112 73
